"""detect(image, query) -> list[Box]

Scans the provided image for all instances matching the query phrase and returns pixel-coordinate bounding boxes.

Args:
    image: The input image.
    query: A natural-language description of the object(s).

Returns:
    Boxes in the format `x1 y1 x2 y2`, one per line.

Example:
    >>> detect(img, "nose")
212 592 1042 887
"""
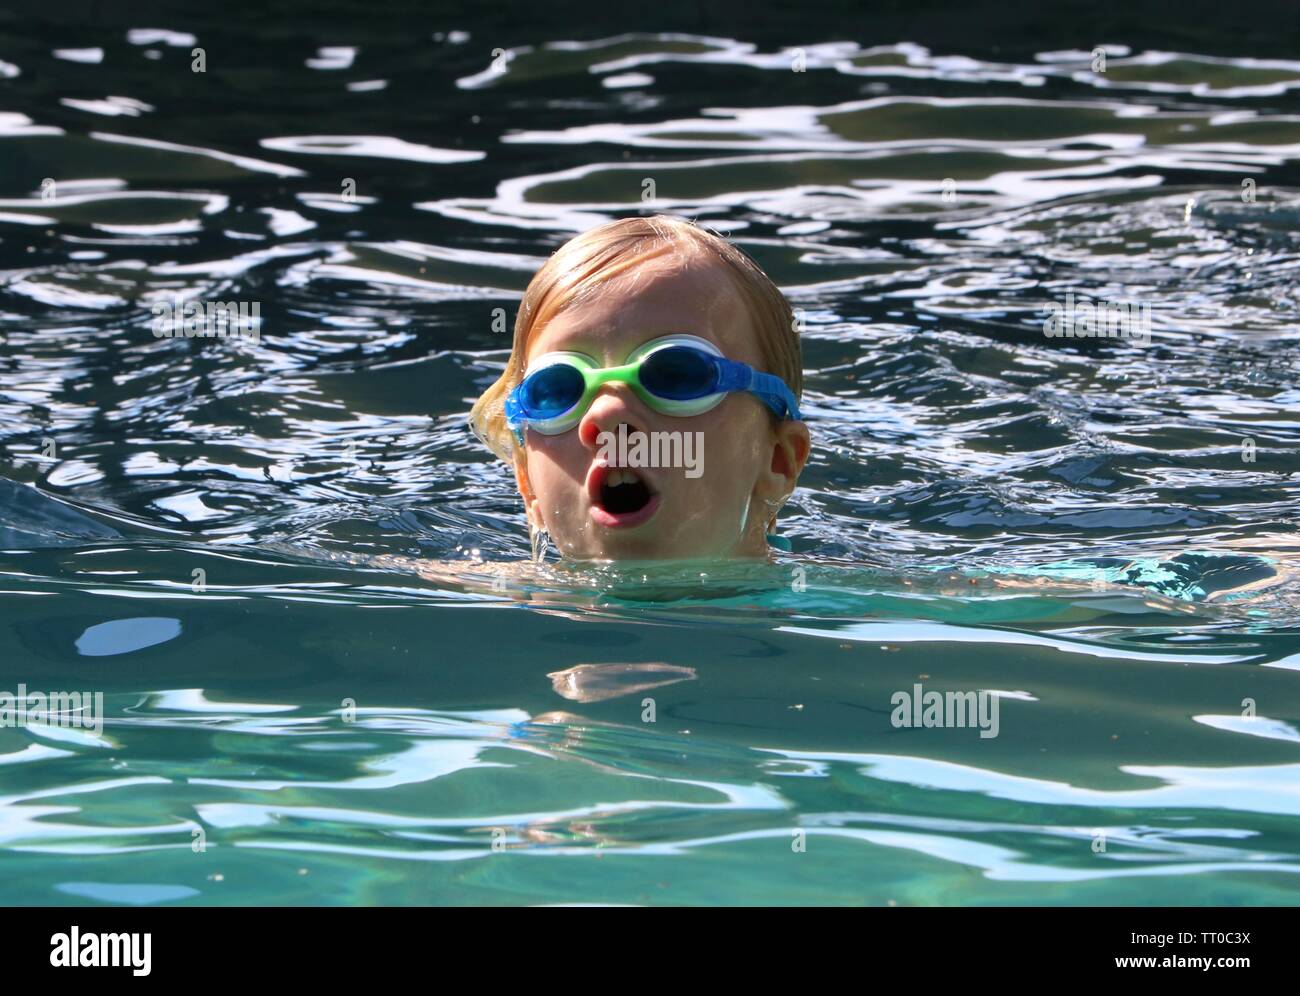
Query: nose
577 385 648 451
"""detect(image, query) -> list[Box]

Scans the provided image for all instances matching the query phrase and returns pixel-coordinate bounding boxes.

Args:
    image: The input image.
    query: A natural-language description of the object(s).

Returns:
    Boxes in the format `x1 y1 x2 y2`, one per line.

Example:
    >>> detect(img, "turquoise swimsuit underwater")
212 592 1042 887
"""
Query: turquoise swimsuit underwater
947 551 1281 603
985 552 1280 602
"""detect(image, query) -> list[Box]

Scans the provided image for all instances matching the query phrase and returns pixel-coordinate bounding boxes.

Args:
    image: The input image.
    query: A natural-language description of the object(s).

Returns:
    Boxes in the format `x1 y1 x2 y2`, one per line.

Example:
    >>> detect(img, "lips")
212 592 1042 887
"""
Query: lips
586 461 661 529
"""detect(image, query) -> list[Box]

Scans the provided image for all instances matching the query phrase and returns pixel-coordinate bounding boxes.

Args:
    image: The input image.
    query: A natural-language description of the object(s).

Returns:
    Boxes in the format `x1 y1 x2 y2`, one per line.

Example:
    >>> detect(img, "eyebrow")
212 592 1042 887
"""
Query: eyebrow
538 325 675 354
529 330 696 367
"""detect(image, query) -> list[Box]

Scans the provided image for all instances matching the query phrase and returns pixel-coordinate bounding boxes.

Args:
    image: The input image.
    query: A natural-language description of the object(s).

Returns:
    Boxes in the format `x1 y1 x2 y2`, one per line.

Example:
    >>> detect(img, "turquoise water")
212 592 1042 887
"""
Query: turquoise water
2 12 1299 905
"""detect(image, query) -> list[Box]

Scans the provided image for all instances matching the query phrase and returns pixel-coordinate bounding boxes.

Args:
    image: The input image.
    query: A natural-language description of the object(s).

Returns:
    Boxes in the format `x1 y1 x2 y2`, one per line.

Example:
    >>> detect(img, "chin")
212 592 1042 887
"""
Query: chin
594 537 680 561
605 531 749 562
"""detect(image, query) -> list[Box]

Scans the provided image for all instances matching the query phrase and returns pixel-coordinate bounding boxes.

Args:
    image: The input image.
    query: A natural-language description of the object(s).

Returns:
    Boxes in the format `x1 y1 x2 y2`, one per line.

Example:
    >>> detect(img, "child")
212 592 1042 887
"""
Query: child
470 215 810 562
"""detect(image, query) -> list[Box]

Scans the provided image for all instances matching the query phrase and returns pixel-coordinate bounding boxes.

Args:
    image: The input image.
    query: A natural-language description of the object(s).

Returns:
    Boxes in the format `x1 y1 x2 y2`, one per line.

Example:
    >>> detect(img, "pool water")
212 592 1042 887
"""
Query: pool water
1 9 1299 905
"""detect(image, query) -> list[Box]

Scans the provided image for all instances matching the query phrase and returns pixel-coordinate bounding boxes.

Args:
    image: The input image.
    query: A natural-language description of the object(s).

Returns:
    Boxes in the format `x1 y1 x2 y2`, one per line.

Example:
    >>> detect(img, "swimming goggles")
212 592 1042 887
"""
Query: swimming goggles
504 334 802 445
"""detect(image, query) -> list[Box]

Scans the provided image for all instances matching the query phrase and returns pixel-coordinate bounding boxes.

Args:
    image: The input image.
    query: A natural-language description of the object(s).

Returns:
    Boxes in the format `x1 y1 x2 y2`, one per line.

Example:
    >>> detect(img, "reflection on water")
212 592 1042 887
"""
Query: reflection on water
0 13 1298 904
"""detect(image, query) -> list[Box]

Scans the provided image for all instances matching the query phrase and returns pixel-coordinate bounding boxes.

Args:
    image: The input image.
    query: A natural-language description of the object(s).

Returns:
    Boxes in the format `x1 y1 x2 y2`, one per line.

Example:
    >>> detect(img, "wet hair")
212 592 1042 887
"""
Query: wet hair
468 214 804 465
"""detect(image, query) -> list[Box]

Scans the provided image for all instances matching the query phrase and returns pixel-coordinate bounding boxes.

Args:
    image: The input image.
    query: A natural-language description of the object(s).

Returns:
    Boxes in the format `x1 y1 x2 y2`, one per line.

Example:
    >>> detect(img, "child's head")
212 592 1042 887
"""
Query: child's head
470 215 810 561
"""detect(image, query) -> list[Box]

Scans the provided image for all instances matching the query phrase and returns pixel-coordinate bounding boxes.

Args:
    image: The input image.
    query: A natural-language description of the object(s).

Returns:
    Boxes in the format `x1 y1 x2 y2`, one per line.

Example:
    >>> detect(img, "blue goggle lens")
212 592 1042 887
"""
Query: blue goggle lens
640 346 718 401
522 363 585 419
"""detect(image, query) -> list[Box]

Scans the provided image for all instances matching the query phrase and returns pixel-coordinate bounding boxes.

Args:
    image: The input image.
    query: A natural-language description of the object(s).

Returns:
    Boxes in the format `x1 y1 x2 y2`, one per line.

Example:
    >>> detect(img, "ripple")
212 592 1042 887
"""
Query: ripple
260 135 484 164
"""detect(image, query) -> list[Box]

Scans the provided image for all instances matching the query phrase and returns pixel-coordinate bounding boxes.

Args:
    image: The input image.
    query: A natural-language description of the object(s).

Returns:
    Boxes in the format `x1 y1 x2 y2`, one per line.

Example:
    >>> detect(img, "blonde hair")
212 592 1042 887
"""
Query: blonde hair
469 214 803 464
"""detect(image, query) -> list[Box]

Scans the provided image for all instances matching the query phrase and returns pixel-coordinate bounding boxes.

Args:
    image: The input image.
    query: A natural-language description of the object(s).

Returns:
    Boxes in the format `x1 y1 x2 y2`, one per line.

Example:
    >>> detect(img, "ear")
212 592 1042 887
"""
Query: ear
754 419 811 527
512 452 546 530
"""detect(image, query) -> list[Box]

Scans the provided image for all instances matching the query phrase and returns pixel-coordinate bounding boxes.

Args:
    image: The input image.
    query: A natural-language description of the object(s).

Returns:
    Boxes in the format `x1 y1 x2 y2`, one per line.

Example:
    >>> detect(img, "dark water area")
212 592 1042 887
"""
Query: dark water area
0 2 1297 905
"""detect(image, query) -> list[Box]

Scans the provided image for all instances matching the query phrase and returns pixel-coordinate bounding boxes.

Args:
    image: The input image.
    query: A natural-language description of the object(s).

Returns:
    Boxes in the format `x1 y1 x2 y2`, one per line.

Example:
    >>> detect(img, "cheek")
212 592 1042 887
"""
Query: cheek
705 404 768 469
692 407 768 500
525 438 585 499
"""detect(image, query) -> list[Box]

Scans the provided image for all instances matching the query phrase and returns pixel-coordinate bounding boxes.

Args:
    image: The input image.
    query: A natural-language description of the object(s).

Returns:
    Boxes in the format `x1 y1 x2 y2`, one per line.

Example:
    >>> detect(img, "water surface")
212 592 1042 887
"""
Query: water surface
1 14 1298 905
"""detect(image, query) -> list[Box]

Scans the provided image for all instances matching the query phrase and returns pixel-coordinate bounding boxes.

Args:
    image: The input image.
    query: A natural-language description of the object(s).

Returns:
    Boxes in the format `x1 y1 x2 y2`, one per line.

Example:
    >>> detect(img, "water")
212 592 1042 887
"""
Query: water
1 11 1299 905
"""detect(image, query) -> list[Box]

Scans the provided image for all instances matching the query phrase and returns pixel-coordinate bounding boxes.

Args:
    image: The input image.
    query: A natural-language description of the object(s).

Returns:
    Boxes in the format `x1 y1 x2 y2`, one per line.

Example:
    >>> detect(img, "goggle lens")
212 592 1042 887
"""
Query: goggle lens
639 346 718 401
522 363 585 419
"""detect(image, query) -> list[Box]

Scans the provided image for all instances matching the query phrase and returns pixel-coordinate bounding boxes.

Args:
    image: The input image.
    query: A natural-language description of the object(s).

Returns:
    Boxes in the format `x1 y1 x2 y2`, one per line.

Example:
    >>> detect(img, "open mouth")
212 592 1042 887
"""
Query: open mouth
601 468 653 514
587 464 661 528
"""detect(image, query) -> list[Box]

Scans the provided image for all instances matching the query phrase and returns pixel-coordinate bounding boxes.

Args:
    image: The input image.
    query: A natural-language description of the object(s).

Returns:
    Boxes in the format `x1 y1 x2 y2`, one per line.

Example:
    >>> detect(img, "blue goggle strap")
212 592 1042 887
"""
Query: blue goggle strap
714 358 803 421
504 391 528 447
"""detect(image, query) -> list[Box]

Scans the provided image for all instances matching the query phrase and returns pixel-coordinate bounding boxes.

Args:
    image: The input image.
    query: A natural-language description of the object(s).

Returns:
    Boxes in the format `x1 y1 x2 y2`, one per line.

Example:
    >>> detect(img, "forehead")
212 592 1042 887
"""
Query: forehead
526 251 761 365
